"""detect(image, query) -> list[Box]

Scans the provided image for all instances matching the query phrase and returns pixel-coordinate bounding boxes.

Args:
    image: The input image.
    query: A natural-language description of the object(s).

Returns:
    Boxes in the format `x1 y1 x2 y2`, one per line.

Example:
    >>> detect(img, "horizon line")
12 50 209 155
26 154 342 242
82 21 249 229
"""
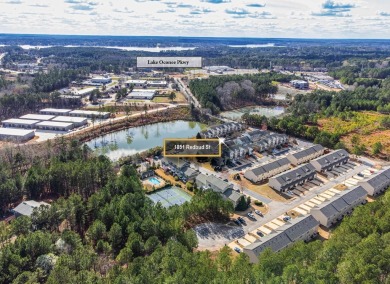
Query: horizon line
1 32 390 41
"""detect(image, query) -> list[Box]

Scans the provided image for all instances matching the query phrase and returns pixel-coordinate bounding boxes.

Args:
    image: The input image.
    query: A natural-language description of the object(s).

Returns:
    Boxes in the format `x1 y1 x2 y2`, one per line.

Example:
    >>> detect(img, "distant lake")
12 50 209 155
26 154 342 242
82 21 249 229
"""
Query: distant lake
85 120 206 161
16 45 197 52
228 43 281 48
220 106 285 120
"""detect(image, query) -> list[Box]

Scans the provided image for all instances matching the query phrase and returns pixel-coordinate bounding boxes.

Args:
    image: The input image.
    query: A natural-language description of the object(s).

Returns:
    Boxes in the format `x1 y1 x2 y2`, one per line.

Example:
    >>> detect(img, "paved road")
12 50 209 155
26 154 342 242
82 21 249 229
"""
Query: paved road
174 77 201 109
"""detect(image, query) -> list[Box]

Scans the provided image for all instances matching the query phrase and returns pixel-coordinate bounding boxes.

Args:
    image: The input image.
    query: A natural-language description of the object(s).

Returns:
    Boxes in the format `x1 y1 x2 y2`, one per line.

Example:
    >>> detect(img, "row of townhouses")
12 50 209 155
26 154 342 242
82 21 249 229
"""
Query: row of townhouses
286 144 325 166
195 174 243 207
243 215 319 263
269 163 317 192
310 149 349 172
244 157 291 183
310 185 367 228
358 168 390 196
244 167 390 264
243 168 390 263
198 122 244 139
223 130 289 161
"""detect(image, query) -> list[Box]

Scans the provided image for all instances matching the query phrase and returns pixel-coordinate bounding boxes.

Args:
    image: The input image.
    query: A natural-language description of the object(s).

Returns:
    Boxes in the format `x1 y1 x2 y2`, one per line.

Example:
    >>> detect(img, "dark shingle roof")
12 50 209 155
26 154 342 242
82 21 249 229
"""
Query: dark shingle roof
283 215 319 241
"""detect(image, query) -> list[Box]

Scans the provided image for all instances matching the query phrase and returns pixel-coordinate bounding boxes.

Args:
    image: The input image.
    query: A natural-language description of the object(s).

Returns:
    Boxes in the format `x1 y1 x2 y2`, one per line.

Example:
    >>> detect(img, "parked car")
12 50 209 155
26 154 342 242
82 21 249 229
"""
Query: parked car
283 216 291 221
247 212 255 219
254 210 263 217
234 247 241 253
256 231 264 237
233 219 240 226
237 217 245 224
357 173 364 177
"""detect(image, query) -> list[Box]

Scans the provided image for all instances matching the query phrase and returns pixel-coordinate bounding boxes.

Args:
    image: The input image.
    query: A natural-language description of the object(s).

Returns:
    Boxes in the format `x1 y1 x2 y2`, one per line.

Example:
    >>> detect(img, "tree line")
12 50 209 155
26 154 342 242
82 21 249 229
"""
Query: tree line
189 73 295 114
1 145 389 282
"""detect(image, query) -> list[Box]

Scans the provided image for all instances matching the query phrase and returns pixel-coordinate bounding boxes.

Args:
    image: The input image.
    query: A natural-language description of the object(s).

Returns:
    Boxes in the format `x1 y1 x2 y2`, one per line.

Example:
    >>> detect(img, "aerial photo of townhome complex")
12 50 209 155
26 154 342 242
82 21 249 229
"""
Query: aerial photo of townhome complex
0 0 390 283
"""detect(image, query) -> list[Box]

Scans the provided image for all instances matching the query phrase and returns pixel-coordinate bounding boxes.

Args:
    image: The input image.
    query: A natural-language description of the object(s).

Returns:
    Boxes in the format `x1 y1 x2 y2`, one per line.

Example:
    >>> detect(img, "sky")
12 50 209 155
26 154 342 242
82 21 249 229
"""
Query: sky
1 0 390 38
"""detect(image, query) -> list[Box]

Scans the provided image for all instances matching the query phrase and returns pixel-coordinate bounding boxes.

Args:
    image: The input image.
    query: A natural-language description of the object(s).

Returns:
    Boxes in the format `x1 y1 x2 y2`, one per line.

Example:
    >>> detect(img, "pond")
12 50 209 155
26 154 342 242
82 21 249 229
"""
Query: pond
220 106 285 121
85 120 206 161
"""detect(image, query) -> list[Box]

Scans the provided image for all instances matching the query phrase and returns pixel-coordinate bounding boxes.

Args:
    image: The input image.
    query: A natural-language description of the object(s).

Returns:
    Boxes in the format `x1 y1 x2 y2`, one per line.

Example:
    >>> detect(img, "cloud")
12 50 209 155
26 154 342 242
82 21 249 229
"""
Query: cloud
248 11 275 19
29 3 49 7
201 0 230 4
312 0 356 17
113 7 134 14
378 12 390 17
311 10 351 17
225 8 250 15
70 4 94 10
5 0 22 4
322 0 356 10
135 0 161 2
246 3 266 8
157 8 176 13
64 0 83 3
190 7 213 14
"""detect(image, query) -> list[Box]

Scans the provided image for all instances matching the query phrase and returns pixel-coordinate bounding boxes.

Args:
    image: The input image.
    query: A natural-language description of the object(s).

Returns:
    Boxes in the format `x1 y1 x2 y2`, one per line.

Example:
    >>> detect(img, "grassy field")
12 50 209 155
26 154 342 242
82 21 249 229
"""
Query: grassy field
318 111 389 155
152 91 187 103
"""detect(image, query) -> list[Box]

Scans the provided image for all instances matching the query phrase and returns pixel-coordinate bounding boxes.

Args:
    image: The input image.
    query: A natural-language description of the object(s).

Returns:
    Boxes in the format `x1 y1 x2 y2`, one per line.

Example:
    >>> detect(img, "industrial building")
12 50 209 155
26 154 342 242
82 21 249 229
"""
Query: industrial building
147 80 167 88
52 116 88 127
269 163 316 192
125 80 147 88
196 174 242 207
74 87 96 97
40 108 72 116
2 118 39 129
358 168 390 196
243 215 319 263
0 128 35 142
20 114 55 121
91 77 112 84
244 157 291 183
310 186 367 228
36 121 74 131
127 89 156 100
69 110 110 119
310 149 349 172
290 80 309 89
12 200 50 217
287 145 325 166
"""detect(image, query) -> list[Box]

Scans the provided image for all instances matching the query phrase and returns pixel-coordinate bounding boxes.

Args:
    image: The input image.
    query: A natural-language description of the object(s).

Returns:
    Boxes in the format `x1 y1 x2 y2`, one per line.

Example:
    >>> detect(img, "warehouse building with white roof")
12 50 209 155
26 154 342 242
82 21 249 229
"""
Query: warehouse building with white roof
69 110 110 119
36 121 74 131
0 128 35 142
40 108 72 116
127 89 156 100
2 118 40 129
20 114 55 121
52 116 88 127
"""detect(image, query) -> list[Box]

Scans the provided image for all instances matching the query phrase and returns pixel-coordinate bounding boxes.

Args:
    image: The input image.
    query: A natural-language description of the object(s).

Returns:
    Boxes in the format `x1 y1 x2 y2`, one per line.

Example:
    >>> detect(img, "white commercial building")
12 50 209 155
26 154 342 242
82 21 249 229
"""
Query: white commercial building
36 121 74 131
69 110 110 119
2 118 39 129
0 128 35 142
52 116 88 127
91 77 112 84
125 80 147 88
147 80 167 88
20 114 55 121
127 89 156 100
40 108 72 116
